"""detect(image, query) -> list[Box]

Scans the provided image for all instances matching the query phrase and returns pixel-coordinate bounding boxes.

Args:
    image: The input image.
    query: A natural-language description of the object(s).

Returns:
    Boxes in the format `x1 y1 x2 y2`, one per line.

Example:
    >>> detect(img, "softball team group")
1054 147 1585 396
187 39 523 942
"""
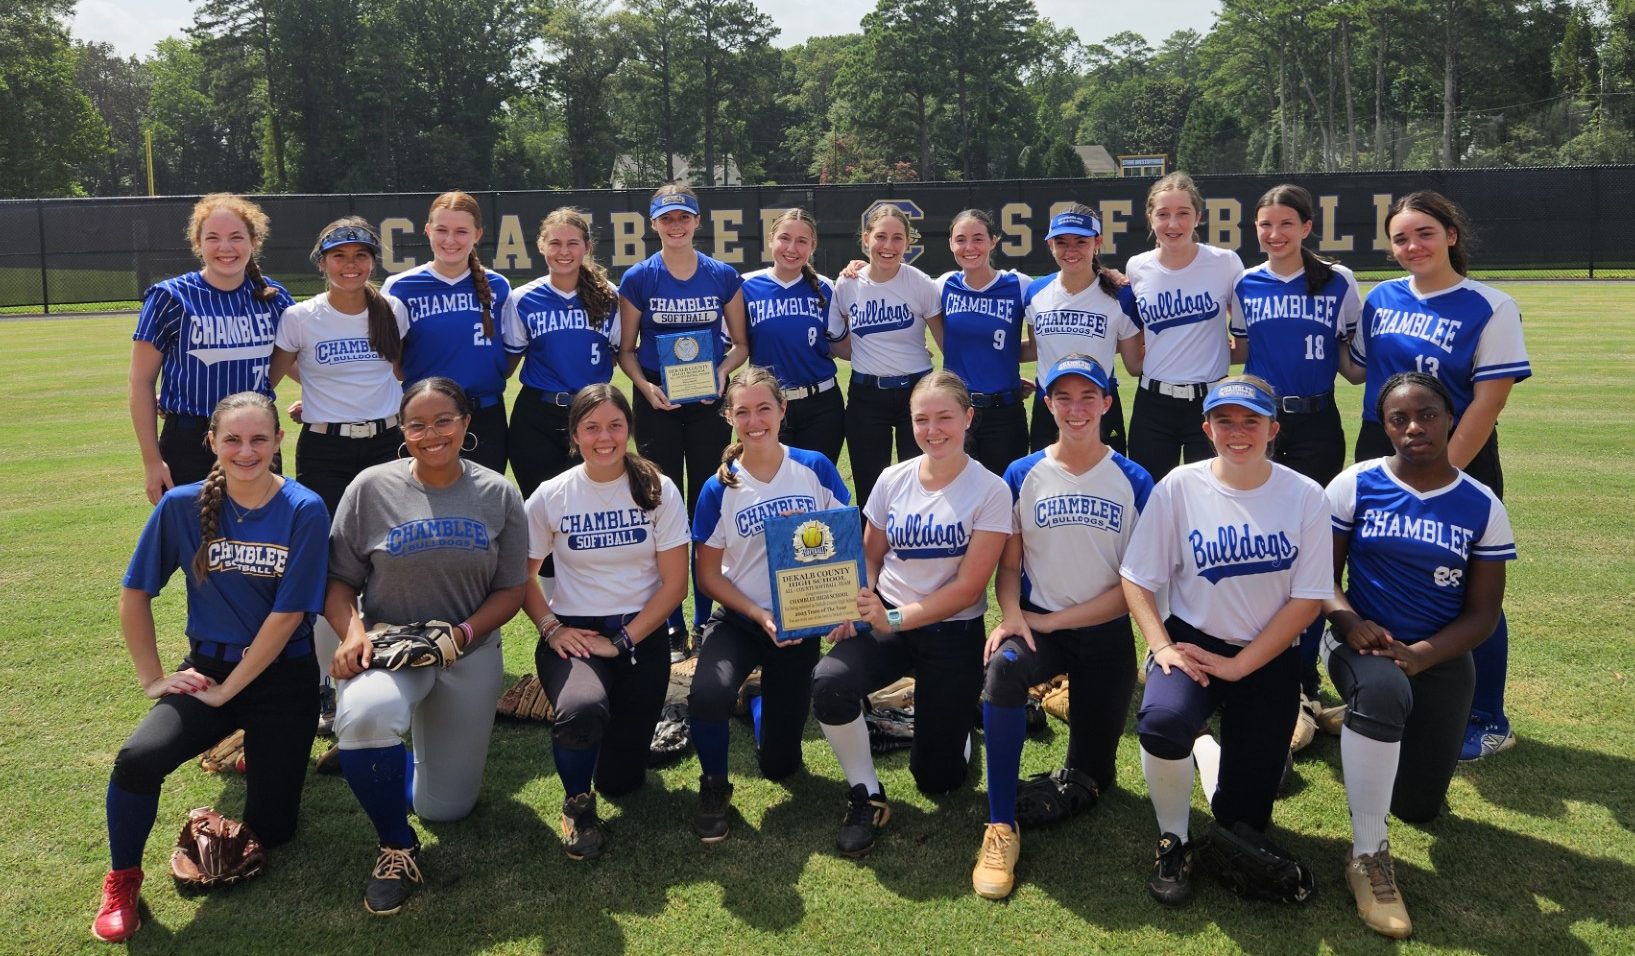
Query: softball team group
96 174 1529 943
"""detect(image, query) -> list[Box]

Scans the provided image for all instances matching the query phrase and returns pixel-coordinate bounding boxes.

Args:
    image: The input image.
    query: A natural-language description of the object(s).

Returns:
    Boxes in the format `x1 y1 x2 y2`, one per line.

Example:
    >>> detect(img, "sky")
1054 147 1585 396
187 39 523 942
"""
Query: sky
71 0 1223 60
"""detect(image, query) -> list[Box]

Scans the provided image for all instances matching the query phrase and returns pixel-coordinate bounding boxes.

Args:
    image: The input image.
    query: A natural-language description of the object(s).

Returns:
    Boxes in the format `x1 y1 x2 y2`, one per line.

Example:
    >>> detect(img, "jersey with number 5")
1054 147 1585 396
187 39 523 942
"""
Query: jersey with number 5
1352 276 1530 424
502 275 619 393
1328 458 1515 643
384 262 513 403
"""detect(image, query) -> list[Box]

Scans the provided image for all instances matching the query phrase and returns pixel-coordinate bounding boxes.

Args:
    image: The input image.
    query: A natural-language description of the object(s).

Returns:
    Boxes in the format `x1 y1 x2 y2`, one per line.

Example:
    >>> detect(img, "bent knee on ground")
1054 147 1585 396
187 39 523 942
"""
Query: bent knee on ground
1137 705 1198 761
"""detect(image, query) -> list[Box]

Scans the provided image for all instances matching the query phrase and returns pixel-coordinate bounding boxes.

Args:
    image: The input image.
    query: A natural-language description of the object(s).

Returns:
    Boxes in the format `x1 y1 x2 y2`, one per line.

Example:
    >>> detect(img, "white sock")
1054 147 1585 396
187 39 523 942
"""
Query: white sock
822 716 881 795
540 575 556 603
1192 732 1222 802
314 615 340 686
1141 745 1195 841
1341 726 1400 857
964 731 973 763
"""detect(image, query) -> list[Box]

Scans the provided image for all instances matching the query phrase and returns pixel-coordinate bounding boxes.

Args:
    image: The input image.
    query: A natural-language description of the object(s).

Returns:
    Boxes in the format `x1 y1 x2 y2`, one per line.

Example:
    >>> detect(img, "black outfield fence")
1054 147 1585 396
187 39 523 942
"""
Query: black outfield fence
3 165 1632 312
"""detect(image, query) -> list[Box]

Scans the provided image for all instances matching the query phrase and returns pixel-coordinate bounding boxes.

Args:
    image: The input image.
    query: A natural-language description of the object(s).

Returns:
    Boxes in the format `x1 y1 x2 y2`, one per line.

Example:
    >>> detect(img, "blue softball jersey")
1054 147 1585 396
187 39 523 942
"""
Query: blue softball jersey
501 276 620 394
618 252 744 371
740 268 845 389
383 263 514 404
939 270 1028 394
1351 277 1531 424
1230 262 1362 399
133 271 295 417
123 479 329 648
1329 459 1516 642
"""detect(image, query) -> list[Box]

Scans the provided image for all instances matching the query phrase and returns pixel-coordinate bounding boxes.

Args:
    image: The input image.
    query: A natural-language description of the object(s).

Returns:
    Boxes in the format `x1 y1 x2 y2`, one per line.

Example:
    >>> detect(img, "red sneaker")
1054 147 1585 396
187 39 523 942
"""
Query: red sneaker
92 867 143 943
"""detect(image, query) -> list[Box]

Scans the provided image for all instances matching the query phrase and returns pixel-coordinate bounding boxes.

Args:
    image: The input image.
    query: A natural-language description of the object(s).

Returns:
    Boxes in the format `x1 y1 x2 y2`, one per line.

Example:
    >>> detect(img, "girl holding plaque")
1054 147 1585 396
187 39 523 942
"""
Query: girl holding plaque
686 366 852 842
811 371 1010 857
616 183 751 662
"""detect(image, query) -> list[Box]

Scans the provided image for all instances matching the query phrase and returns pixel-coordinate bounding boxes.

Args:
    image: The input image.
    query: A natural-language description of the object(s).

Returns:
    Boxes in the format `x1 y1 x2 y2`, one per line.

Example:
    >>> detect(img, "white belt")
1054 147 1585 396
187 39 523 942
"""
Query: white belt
787 377 838 399
1140 376 1208 401
307 414 399 438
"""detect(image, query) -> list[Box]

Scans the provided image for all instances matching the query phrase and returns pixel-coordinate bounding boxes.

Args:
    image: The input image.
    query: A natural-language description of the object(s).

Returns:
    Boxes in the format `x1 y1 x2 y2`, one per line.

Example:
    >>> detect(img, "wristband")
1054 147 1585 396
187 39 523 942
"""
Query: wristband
539 619 564 641
457 620 475 649
615 626 636 665
536 614 558 633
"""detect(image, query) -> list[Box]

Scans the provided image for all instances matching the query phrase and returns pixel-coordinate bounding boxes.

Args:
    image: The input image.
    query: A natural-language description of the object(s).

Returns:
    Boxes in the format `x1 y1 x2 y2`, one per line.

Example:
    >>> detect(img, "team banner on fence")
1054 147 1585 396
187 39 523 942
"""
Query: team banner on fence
2 166 1632 309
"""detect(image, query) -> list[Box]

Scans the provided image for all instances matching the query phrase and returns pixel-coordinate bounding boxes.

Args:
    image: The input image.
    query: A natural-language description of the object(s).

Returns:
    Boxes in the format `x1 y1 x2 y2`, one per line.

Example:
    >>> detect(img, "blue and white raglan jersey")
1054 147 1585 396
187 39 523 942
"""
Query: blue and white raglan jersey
1328 458 1515 643
1352 276 1531 424
1023 272 1139 384
1230 262 1362 398
617 251 744 372
832 265 943 377
740 268 845 389
124 478 329 648
692 446 851 609
1121 461 1332 644
1005 449 1152 613
382 262 513 403
501 276 620 394
134 271 295 416
525 466 690 618
864 456 1011 621
1123 244 1243 384
938 269 1028 394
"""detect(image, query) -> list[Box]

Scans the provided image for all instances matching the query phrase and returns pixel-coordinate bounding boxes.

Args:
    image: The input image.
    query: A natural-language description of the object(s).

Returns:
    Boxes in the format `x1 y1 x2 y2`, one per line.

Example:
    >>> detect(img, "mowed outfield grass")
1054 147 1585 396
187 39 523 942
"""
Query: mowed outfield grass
0 283 1632 956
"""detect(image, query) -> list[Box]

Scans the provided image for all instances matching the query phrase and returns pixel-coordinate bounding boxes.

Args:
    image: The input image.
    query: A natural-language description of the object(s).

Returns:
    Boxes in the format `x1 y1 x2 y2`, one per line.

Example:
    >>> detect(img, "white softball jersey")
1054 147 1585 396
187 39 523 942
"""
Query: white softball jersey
1124 243 1244 384
864 456 1012 622
833 265 943 377
1024 272 1140 381
274 291 410 424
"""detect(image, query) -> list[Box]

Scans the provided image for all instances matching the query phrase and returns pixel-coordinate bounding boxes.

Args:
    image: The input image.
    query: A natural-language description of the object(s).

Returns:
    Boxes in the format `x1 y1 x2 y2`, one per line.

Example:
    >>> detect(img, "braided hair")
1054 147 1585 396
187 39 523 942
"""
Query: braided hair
191 392 281 581
428 191 494 339
538 208 616 329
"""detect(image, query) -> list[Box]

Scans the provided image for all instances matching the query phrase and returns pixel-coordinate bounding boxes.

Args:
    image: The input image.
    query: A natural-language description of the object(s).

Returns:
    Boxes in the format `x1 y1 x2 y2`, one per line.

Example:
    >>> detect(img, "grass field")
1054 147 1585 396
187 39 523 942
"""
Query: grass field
1 283 1632 955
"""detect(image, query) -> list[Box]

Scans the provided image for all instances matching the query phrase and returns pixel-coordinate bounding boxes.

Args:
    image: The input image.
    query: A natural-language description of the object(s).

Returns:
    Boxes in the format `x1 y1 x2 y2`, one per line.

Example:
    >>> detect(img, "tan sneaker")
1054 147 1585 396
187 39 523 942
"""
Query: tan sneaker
972 823 1020 899
1346 843 1412 939
1316 703 1347 736
1291 692 1319 753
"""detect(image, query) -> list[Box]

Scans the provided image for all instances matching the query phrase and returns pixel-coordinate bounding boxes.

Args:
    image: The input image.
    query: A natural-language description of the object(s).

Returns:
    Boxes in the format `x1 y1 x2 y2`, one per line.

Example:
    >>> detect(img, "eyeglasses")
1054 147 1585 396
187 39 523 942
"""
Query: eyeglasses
403 416 464 439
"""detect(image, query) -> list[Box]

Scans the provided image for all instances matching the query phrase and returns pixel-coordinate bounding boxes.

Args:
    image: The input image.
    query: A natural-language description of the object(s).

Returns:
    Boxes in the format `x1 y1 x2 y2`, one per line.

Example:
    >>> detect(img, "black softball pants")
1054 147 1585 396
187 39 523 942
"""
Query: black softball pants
780 385 846 462
1136 618 1298 832
294 425 400 517
111 650 319 846
537 628 670 797
812 617 986 795
1126 387 1211 484
688 609 823 780
1326 636 1475 823
634 378 732 512
463 399 510 476
967 401 1029 478
509 388 575 501
1030 385 1128 455
845 381 919 510
983 614 1138 792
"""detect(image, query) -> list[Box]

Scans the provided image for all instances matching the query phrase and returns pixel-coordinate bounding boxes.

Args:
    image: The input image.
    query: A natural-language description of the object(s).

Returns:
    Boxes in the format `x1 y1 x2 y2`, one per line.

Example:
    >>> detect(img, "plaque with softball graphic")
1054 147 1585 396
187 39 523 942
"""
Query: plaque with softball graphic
657 329 719 403
764 506 869 642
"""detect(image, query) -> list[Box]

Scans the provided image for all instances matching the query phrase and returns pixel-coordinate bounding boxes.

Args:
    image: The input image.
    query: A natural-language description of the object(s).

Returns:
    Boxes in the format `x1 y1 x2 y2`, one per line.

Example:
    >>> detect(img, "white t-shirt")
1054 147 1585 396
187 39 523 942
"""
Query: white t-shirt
833 265 943 376
1120 460 1332 644
525 466 690 617
1005 448 1154 613
865 456 1011 621
1124 243 1243 384
692 446 851 609
1024 273 1140 381
273 291 410 423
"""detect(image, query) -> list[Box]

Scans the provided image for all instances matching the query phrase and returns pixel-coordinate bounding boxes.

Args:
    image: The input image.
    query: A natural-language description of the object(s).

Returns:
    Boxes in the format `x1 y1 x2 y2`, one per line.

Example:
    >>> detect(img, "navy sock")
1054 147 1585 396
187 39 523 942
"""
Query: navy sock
749 695 764 749
106 782 159 871
338 745 416 848
691 548 712 628
691 718 730 777
403 748 416 811
667 605 686 641
1297 616 1323 693
553 743 598 798
1470 611 1509 724
983 701 1027 827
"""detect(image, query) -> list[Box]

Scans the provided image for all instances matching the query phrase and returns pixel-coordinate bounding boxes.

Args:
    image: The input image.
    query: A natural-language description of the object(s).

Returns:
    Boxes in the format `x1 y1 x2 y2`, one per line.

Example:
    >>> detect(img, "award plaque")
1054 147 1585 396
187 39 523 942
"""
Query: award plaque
656 330 719 404
764 506 869 642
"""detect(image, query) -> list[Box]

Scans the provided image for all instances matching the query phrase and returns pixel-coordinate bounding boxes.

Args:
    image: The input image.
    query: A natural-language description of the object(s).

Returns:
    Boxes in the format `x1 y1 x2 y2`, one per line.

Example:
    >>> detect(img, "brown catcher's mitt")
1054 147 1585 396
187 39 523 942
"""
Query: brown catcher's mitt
198 730 246 774
171 807 265 889
496 674 553 721
1034 677 1070 724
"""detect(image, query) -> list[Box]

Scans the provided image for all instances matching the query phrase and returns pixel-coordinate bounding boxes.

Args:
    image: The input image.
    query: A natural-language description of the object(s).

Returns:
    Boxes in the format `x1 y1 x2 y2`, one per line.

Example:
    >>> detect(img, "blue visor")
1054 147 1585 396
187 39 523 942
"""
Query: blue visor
1041 355 1111 394
311 223 380 263
650 193 701 219
1045 210 1101 239
1203 381 1278 417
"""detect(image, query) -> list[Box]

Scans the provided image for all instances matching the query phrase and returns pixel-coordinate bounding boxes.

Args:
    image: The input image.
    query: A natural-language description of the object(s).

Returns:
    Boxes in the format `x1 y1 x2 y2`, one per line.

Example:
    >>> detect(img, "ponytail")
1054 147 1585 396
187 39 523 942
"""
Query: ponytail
798 262 829 316
191 464 227 582
715 365 785 489
467 251 494 339
244 258 278 301
1091 253 1119 298
624 452 664 512
363 283 403 364
567 383 663 511
578 263 616 331
1299 247 1337 297
716 439 746 488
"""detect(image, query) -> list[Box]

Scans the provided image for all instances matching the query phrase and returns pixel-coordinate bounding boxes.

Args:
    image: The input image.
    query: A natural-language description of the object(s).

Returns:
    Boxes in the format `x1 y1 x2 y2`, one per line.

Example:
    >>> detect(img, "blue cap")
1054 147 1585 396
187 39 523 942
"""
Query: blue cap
650 193 701 219
1040 355 1111 394
311 222 381 264
1203 380 1278 417
1045 210 1102 240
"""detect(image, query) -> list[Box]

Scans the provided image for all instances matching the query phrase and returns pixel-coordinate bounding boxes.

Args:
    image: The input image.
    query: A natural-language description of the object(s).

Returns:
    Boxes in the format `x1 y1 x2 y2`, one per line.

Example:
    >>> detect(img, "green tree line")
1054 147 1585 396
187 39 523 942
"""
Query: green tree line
6 0 1635 198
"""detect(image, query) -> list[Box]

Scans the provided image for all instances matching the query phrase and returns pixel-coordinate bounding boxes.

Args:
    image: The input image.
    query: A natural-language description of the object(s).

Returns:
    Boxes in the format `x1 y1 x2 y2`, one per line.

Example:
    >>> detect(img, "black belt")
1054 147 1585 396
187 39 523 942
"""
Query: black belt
970 388 1022 408
521 385 577 407
556 611 641 636
853 370 929 390
160 413 210 427
1277 392 1335 414
191 636 314 662
1139 377 1208 401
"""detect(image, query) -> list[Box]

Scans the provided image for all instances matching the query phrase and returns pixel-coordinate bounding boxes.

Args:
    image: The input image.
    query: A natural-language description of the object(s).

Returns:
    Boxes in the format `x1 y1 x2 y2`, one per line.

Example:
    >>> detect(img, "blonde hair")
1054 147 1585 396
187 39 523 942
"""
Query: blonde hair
187 193 278 300
716 366 786 488
909 369 973 411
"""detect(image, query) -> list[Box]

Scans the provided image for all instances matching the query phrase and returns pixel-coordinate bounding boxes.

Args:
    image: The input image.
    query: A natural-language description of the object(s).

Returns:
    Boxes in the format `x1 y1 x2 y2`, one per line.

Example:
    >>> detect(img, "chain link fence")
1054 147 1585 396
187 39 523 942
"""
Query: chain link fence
3 165 1631 312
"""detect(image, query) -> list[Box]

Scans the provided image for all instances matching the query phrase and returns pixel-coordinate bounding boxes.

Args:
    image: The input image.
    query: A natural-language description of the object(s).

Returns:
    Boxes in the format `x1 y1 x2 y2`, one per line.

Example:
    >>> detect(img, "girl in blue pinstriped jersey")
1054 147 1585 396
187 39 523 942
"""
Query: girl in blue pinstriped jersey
382 191 514 476
131 194 294 505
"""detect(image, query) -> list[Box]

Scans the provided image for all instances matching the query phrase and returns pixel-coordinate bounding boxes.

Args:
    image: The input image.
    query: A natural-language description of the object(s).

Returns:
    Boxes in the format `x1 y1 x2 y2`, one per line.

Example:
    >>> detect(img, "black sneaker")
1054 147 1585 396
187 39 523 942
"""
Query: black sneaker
692 774 734 843
317 682 337 737
669 625 694 664
363 844 422 916
836 783 890 857
560 792 606 860
1148 832 1194 906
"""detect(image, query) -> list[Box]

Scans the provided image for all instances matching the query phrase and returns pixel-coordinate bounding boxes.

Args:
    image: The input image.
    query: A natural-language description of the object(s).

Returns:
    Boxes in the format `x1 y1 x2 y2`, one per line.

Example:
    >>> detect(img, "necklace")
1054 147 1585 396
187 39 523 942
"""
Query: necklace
225 477 279 523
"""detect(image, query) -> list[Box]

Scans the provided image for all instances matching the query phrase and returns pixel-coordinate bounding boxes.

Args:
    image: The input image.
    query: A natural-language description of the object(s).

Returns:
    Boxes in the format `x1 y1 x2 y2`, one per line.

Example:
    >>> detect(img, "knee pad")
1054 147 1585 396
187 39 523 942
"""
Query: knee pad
551 706 608 751
1343 671 1412 743
686 682 738 725
1137 706 1197 761
810 669 864 726
982 644 1032 708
